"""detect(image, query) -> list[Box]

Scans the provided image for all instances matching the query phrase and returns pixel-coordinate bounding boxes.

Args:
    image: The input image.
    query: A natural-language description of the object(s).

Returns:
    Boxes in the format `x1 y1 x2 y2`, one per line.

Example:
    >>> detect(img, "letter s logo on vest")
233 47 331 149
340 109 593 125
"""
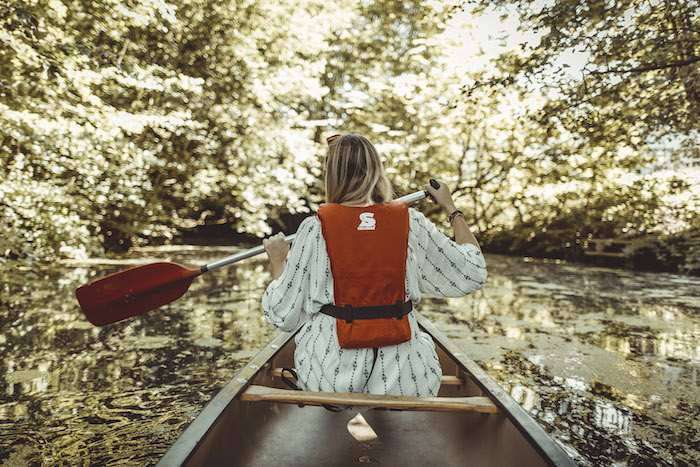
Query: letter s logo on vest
357 212 376 231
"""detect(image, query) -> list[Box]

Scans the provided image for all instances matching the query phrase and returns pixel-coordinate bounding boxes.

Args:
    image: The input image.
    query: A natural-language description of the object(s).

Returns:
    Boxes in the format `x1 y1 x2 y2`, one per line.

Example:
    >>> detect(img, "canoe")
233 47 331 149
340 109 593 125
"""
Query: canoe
157 312 576 466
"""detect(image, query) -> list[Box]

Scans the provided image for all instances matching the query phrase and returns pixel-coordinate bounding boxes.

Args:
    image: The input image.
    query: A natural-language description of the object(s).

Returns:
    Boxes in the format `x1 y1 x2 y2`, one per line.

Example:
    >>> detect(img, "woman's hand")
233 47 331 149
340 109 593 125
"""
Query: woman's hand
426 180 481 249
426 179 457 214
263 232 290 279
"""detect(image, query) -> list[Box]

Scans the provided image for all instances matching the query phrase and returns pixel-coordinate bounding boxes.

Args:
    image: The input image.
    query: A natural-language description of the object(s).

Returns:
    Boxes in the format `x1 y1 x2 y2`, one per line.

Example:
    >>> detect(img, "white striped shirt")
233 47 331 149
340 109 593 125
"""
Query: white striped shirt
262 208 487 397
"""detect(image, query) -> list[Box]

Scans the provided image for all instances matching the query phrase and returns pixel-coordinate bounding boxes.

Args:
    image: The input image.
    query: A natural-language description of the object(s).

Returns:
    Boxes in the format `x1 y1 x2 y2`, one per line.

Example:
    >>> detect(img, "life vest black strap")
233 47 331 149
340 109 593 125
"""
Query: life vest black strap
319 301 412 323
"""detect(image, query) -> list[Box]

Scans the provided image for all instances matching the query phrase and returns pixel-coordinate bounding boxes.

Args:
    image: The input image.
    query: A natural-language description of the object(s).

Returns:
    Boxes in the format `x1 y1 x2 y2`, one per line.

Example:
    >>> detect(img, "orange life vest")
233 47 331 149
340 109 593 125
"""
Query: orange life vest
317 201 412 349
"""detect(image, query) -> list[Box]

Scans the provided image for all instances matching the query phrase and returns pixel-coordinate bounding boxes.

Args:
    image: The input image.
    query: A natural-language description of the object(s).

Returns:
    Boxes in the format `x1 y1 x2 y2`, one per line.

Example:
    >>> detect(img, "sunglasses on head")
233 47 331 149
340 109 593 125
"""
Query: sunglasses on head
326 134 341 147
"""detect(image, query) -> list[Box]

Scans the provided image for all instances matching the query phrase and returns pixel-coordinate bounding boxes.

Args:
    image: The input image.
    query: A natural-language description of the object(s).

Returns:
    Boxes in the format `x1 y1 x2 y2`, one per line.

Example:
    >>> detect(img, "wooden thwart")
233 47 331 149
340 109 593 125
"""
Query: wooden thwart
240 385 500 414
268 368 465 386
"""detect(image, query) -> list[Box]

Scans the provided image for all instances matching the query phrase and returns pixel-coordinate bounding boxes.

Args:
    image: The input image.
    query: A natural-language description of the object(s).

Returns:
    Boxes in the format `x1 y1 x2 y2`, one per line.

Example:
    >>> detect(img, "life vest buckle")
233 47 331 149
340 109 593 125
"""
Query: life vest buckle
344 304 354 323
396 301 409 319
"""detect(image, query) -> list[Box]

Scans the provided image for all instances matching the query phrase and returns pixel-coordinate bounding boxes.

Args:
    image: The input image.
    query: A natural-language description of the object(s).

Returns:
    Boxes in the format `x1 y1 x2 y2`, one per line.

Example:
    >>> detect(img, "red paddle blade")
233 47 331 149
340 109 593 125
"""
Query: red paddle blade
75 262 203 326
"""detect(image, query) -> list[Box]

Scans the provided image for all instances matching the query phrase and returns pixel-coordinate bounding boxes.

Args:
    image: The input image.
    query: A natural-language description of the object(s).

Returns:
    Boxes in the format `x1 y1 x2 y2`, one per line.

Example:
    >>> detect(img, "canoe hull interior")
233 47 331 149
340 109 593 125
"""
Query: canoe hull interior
176 327 551 466
187 398 548 466
158 313 576 466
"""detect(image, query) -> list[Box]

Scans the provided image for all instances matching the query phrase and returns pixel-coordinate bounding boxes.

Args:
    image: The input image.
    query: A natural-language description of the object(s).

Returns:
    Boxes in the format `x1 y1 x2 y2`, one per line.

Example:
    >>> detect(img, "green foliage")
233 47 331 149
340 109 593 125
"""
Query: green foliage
473 0 700 145
1 0 698 275
459 0 700 272
1 0 331 268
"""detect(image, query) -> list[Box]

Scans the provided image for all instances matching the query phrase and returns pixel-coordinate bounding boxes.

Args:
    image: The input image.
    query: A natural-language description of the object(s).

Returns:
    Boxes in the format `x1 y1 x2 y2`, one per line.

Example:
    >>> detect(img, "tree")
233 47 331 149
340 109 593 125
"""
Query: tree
472 0 699 147
0 0 338 272
2 0 697 274
451 0 700 263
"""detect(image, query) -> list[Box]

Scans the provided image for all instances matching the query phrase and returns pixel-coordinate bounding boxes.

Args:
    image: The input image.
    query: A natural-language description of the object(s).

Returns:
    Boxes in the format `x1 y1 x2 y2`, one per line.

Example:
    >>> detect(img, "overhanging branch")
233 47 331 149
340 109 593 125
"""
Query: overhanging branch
587 57 700 75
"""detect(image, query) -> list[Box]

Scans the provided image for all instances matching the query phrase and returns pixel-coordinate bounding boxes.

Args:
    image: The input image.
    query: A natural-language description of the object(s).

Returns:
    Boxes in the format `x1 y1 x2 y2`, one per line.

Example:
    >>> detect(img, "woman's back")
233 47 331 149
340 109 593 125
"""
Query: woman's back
261 132 486 396
262 206 486 396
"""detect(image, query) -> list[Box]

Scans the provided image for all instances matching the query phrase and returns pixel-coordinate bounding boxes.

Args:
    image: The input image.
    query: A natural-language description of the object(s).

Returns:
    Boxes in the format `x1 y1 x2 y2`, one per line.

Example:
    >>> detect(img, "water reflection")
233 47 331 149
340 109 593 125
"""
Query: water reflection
1 250 699 465
425 254 700 466
1 247 279 465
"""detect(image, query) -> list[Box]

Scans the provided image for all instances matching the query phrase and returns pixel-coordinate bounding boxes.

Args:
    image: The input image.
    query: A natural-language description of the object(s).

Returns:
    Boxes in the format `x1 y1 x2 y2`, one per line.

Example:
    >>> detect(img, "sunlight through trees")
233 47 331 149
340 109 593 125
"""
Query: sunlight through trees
1 0 698 274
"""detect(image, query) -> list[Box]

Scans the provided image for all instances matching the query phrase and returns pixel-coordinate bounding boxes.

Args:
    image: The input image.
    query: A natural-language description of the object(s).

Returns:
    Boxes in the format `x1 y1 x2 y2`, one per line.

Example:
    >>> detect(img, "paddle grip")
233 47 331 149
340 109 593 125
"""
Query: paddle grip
427 178 440 203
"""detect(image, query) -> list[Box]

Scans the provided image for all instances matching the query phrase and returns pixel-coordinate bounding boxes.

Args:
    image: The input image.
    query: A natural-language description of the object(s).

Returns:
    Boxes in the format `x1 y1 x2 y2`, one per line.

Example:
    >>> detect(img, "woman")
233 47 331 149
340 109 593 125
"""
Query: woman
262 133 486 397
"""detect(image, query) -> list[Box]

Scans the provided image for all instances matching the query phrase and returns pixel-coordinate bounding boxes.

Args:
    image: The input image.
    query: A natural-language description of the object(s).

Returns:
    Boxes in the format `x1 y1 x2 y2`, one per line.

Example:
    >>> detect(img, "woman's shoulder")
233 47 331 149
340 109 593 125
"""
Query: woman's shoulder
297 214 322 235
408 207 424 219
408 207 431 227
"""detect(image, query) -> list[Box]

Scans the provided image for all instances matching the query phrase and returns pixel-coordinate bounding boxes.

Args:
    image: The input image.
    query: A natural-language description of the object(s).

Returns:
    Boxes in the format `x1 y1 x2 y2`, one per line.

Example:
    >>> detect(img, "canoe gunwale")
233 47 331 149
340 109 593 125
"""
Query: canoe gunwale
156 326 300 466
157 312 577 467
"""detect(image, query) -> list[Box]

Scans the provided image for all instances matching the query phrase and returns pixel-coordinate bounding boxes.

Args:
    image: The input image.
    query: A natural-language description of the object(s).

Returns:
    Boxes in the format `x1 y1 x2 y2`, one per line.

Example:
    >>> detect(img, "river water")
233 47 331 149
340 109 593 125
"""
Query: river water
1 247 698 466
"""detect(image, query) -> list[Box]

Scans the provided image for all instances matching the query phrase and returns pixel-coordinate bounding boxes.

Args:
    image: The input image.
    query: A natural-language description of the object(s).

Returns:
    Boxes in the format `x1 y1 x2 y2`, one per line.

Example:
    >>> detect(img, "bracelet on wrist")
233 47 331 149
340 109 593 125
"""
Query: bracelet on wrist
448 210 464 224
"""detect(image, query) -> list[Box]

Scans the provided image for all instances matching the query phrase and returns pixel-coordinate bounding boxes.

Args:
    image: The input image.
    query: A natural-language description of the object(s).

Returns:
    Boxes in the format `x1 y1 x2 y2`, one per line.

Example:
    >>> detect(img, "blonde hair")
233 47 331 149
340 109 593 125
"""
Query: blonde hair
325 133 394 205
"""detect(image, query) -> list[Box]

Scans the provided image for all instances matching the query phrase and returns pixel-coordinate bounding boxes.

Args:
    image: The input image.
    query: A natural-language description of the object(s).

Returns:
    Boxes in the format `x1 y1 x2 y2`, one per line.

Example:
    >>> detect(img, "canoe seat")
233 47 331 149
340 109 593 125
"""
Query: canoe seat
268 367 465 386
240 385 499 414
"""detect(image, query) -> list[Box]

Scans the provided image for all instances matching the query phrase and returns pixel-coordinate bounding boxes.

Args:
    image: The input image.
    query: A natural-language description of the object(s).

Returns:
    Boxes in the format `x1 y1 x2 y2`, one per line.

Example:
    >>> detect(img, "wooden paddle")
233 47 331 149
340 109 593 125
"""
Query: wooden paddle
76 189 432 326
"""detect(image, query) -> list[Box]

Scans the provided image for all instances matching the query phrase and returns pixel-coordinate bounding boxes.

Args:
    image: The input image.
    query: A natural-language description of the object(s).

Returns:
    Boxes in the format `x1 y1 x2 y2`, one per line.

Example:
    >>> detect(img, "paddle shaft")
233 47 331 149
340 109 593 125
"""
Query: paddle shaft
76 186 438 326
201 189 431 272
